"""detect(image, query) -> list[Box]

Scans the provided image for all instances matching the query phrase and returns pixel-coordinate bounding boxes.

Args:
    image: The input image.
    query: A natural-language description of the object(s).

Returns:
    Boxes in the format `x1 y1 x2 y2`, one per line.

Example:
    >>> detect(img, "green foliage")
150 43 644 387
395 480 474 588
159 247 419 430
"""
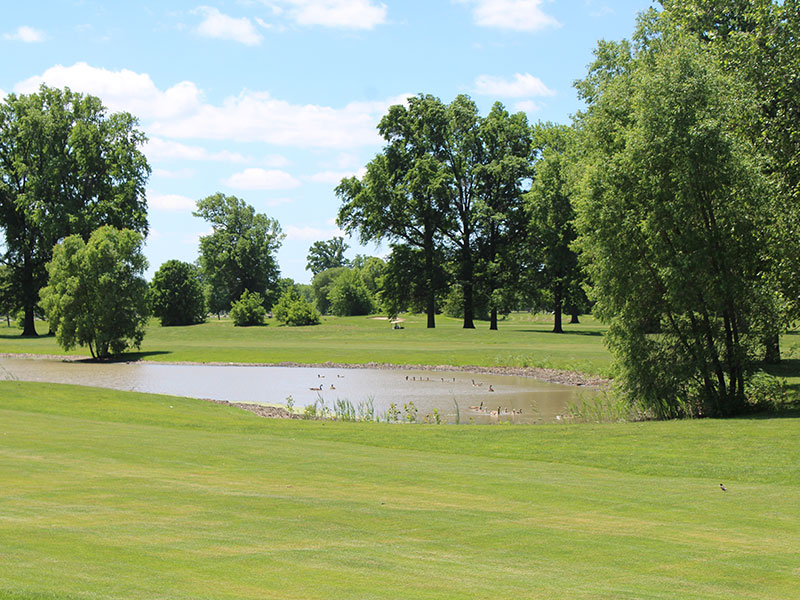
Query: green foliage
745 371 790 412
0 85 150 336
0 265 17 324
229 289 266 327
194 193 284 312
272 287 321 326
39 226 150 359
525 123 585 334
306 236 350 276
311 267 348 315
328 269 376 316
149 260 206 326
574 25 779 417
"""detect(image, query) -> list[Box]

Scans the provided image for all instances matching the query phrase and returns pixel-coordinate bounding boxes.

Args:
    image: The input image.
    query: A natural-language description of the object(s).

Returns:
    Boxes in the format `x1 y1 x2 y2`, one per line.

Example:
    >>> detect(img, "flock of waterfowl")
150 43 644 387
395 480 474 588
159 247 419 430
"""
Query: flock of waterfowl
308 371 522 418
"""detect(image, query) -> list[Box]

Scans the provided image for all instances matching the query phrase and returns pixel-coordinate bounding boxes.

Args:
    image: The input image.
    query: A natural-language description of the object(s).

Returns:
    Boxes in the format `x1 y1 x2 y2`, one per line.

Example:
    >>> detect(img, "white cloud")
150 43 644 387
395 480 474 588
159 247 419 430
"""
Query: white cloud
513 100 544 113
194 6 264 45
455 0 560 31
474 73 555 98
285 224 345 241
3 26 46 43
145 137 291 167
153 167 196 179
0 89 6 103
14 63 202 120
151 90 405 149
286 0 387 29
224 168 301 190
145 137 246 163
148 192 198 212
307 168 365 184
15 63 407 151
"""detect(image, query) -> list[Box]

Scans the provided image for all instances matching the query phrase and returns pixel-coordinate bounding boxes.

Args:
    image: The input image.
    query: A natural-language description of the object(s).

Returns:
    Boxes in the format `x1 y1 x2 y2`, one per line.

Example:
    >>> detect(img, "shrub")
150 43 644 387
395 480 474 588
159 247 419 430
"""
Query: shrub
272 288 320 326
230 289 266 326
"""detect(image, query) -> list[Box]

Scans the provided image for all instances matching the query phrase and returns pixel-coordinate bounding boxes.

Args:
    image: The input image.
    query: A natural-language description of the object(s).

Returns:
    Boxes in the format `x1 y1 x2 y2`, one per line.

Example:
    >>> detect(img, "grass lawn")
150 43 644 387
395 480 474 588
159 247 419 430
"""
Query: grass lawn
1 381 798 599
0 312 613 376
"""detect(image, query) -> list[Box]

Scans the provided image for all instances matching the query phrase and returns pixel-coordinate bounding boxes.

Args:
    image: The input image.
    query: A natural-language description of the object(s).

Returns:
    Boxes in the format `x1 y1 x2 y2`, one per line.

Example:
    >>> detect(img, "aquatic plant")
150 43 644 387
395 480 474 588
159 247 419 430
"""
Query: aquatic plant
403 401 417 423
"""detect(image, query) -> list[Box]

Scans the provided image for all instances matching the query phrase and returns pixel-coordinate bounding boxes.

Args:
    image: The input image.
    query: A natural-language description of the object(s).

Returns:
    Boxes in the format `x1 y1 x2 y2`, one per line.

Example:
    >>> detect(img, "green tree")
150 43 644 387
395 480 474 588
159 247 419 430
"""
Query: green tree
350 255 386 296
0 264 17 326
473 102 533 330
0 85 150 337
655 0 800 361
337 95 451 328
311 267 348 315
272 287 321 326
435 95 484 329
328 269 376 316
229 289 266 326
526 123 584 334
574 27 778 417
306 237 350 276
39 226 149 359
194 193 284 312
150 260 206 326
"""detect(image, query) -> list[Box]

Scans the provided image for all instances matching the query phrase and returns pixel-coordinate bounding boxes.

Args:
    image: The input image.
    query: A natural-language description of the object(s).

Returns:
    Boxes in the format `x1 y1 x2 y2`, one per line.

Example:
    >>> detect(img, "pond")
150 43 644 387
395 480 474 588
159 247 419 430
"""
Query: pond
0 357 599 424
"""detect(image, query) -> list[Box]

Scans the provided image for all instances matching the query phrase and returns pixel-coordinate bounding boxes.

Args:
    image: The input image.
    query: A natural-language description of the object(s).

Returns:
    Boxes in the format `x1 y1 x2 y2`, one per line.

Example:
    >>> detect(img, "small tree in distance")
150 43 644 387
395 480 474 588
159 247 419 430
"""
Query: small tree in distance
40 226 150 359
150 260 206 326
229 289 266 326
273 287 320 326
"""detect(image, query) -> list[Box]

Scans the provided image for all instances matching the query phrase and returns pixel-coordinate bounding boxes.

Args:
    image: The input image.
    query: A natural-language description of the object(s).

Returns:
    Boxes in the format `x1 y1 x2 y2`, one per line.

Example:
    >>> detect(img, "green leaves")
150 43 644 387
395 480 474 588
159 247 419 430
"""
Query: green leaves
40 226 149 359
194 193 284 312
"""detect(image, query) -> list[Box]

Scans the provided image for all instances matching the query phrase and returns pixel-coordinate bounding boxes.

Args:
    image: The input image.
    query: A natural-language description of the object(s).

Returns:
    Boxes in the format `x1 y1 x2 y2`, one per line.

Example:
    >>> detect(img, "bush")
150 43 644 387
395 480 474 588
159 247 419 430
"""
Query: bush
273 288 320 326
328 269 375 316
230 289 266 326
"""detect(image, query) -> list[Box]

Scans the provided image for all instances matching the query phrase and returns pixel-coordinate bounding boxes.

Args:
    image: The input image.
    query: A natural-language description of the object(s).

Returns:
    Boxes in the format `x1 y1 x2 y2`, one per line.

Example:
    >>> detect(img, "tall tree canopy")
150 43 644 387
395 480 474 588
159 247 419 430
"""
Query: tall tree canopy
306 236 350 276
473 102 532 330
0 85 150 336
573 22 780 417
193 193 284 312
655 0 800 360
338 94 531 329
337 95 451 328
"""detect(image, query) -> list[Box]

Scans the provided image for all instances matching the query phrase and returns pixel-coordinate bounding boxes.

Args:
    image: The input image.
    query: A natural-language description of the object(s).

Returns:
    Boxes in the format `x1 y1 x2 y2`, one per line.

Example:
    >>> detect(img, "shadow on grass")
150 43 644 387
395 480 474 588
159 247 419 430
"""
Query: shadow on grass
515 329 604 337
762 358 800 381
73 351 173 363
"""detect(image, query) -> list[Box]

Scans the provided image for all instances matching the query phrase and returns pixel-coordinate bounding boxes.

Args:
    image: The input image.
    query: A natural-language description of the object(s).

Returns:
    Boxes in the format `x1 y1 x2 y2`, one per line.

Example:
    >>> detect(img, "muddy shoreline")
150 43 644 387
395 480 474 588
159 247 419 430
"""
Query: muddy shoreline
0 352 609 388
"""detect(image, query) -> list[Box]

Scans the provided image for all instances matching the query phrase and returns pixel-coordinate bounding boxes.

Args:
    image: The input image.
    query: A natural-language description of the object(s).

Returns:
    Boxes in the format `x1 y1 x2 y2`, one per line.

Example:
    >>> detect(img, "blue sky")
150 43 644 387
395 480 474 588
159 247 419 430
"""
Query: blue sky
1 0 652 283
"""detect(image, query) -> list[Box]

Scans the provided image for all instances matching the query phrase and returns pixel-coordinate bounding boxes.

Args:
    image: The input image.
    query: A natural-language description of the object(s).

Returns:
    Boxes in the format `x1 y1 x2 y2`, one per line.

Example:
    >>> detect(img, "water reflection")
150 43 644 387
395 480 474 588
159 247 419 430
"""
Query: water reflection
0 357 598 424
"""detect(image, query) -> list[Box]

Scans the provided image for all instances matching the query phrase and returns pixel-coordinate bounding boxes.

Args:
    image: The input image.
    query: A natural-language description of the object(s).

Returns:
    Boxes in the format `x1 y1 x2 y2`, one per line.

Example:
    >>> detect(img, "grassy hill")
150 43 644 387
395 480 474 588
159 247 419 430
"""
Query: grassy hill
1 380 798 599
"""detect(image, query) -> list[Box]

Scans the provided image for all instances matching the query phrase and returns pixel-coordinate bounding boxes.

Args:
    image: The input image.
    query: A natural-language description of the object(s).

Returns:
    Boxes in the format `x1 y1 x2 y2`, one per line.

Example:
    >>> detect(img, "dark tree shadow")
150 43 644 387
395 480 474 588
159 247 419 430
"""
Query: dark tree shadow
72 351 173 364
514 329 604 337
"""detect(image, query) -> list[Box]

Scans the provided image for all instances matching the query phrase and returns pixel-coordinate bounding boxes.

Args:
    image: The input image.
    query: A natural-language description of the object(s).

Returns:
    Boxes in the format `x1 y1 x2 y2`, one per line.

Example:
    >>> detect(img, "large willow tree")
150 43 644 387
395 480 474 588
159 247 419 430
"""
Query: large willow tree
574 26 780 417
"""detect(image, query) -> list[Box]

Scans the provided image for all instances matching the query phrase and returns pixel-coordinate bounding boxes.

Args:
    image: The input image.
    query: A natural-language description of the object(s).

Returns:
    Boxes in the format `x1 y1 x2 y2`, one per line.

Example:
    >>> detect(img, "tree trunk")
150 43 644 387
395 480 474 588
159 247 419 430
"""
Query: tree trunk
424 229 436 329
552 286 563 333
764 334 781 364
570 309 580 324
461 231 475 329
21 306 37 337
20 250 38 337
490 307 498 330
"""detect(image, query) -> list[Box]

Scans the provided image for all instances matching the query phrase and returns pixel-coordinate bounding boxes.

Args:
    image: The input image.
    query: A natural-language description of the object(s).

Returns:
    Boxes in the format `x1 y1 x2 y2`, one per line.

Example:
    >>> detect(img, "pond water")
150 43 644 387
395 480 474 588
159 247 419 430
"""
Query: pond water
0 357 598 424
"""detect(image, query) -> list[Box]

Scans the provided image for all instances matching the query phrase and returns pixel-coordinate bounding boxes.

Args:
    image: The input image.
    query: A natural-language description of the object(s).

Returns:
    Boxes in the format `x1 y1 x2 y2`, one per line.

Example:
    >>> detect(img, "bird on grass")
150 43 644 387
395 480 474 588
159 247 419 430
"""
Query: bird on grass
720 483 727 492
